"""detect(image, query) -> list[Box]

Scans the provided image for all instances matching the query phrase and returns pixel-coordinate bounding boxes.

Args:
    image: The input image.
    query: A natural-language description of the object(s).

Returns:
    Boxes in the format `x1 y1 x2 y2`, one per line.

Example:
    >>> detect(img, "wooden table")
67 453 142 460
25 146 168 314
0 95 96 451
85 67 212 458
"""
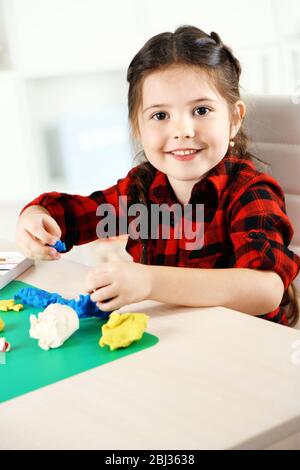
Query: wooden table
0 239 300 450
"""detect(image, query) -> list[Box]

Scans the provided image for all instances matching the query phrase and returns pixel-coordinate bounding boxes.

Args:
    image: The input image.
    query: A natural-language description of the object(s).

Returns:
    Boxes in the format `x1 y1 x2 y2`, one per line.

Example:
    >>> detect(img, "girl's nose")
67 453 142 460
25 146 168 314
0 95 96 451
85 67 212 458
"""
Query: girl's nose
171 118 196 139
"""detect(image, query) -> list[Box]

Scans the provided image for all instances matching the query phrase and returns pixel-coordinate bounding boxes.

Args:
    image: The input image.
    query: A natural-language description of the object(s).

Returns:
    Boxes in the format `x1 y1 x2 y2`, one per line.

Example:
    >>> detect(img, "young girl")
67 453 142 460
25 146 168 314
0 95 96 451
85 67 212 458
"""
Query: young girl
16 25 300 326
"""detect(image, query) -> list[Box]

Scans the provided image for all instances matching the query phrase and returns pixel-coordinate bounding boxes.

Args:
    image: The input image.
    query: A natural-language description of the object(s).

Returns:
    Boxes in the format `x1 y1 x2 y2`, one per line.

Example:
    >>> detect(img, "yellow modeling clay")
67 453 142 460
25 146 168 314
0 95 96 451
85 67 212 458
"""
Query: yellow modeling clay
99 312 149 351
0 299 23 312
12 304 23 312
0 299 14 311
0 318 5 332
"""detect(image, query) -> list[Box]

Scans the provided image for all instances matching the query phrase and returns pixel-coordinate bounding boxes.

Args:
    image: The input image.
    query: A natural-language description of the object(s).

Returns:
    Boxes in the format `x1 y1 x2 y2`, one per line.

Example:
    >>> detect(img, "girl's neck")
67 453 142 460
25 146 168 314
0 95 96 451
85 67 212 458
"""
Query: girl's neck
167 175 202 205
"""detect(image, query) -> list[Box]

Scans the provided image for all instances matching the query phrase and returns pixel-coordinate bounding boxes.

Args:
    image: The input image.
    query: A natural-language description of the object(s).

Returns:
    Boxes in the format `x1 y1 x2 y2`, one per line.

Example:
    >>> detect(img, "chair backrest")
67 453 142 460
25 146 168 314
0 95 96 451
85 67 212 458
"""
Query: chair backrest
243 94 300 291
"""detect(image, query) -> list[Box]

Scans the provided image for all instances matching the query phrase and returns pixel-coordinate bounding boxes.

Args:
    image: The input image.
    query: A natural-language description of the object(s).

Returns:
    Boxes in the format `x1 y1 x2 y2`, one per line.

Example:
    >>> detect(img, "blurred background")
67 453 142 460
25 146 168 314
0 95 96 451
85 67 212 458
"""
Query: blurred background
0 0 299 264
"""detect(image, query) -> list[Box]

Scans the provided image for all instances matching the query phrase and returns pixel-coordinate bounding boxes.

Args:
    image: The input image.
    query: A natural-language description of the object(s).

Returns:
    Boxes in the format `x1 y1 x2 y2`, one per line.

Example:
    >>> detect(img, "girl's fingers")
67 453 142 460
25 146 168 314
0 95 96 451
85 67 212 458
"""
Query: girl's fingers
42 216 62 241
90 284 119 303
16 212 62 260
85 270 112 293
29 224 57 246
27 215 61 246
96 296 122 312
23 230 60 260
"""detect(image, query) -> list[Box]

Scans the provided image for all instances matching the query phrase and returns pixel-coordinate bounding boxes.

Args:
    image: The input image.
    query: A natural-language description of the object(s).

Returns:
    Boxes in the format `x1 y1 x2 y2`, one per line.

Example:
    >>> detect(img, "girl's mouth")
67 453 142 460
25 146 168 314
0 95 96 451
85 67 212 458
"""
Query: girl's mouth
167 149 203 161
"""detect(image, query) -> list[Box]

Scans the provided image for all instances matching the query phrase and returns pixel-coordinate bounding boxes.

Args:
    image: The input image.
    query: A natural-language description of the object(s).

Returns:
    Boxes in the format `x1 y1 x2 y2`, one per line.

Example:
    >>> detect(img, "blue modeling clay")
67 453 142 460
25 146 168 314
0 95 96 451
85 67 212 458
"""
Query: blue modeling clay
14 287 110 320
50 240 66 252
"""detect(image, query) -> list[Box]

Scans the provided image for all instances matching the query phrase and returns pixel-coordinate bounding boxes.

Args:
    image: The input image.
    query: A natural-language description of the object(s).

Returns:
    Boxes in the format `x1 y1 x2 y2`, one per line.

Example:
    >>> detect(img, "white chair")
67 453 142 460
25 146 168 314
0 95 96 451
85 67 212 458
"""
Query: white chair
243 94 300 295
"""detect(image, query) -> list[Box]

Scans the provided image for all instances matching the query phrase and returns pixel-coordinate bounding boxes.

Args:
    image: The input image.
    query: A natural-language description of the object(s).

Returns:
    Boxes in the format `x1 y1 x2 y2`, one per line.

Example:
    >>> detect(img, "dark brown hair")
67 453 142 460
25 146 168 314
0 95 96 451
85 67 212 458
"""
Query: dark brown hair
126 25 299 326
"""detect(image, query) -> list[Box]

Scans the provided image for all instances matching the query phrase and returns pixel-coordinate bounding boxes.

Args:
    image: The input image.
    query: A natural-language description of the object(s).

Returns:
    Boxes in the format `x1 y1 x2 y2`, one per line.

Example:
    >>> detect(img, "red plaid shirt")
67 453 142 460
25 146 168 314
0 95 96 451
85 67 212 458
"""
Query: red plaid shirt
22 153 300 325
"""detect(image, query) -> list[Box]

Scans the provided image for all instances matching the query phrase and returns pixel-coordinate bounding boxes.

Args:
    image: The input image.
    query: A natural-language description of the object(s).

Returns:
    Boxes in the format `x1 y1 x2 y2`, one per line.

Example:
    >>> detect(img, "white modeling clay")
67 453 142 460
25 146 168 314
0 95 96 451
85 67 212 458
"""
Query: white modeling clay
29 303 79 350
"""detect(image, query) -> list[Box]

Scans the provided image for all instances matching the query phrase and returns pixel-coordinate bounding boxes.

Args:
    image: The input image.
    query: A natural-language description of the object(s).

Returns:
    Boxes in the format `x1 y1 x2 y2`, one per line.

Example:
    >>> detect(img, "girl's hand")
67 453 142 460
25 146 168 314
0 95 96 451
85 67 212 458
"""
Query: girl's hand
85 261 153 311
15 205 62 261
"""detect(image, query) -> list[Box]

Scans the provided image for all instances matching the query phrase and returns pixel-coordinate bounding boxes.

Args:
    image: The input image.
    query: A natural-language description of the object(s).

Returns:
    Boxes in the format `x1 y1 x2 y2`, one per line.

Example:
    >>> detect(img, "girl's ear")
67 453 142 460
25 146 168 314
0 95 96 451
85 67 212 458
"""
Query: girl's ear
230 100 246 139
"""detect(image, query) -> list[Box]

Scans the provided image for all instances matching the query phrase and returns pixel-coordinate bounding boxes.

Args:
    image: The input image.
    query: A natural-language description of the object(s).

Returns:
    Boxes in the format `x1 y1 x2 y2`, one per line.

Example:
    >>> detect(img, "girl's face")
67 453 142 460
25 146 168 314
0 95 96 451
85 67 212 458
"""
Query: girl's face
137 64 245 193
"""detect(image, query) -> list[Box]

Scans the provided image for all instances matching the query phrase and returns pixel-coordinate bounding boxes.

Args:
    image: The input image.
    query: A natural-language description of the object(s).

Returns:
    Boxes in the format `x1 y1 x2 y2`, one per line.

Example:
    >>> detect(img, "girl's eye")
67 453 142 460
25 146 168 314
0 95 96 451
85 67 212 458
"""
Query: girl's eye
194 106 210 116
152 112 167 120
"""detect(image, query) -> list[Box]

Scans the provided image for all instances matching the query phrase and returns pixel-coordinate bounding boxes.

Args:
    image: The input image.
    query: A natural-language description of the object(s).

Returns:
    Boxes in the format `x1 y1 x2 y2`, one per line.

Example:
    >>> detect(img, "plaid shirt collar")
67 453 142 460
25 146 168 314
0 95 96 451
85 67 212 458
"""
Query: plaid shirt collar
148 153 253 205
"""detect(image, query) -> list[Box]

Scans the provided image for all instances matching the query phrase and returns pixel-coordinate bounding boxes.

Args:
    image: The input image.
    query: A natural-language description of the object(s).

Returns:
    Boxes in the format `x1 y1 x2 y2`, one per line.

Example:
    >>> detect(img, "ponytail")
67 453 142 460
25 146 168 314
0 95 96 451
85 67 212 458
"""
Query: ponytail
128 153 156 207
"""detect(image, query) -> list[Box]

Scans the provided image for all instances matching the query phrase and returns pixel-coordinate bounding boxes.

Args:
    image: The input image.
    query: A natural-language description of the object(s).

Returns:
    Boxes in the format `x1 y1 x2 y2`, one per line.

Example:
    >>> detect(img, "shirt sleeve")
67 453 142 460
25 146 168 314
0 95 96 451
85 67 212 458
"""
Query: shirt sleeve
228 176 300 290
20 167 137 251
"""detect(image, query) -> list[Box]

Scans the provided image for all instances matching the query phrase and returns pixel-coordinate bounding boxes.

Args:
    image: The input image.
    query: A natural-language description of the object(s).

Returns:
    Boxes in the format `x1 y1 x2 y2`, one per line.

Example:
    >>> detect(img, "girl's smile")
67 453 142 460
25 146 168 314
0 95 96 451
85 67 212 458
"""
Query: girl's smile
166 148 203 162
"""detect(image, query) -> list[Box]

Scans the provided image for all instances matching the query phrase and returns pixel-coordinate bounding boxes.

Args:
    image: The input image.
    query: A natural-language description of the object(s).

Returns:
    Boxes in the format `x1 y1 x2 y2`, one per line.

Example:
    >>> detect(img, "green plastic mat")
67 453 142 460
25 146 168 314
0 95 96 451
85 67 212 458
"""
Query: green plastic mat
0 280 159 403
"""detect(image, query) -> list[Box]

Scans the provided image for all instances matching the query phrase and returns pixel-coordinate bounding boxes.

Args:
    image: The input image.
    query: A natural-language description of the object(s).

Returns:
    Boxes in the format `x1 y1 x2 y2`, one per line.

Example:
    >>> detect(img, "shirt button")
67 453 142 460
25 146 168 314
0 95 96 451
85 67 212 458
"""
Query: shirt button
248 231 267 239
